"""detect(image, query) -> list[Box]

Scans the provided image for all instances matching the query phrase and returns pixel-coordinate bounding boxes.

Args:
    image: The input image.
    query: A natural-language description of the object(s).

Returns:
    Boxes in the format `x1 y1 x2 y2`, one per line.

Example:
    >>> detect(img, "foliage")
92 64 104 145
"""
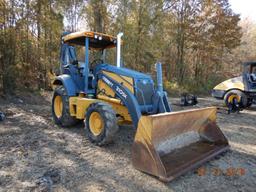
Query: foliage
0 0 63 94
0 0 255 95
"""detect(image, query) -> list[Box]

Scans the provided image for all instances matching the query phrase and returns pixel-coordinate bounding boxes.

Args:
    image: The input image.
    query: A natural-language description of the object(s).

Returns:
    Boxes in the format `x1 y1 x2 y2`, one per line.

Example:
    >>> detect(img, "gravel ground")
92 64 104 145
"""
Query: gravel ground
0 92 255 192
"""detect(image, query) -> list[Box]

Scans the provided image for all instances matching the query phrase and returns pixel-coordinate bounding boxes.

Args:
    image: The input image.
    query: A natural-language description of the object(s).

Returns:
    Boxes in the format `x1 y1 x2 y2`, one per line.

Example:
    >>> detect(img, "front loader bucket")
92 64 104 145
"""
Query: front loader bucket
132 107 229 182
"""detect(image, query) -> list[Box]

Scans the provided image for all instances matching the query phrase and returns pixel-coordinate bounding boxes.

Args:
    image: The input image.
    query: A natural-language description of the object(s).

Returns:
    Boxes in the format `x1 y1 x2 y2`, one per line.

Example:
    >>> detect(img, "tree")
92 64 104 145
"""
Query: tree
0 0 246 94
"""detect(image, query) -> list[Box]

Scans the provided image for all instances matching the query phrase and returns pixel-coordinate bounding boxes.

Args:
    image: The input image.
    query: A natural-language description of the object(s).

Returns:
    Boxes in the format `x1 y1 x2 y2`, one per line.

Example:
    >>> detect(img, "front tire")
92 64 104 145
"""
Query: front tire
52 86 78 127
85 102 118 146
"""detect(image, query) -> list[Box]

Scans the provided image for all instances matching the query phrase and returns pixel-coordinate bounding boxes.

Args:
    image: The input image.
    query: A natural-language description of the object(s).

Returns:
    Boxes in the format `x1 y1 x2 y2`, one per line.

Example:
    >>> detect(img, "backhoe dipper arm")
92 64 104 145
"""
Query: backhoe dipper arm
98 73 142 128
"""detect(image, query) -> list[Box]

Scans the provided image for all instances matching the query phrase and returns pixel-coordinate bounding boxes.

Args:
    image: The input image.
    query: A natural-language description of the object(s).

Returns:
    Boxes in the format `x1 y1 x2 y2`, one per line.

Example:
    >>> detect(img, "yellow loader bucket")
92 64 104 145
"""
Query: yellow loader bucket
132 107 229 182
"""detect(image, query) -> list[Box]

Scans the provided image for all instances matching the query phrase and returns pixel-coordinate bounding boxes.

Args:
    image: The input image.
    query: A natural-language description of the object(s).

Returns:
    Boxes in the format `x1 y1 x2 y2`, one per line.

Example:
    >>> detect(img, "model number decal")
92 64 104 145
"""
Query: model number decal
102 76 113 87
116 86 127 99
102 76 127 99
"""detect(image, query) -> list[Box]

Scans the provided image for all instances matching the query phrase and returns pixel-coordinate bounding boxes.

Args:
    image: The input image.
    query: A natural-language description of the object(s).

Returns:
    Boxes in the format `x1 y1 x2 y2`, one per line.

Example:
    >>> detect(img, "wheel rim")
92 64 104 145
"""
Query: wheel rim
54 95 63 118
228 94 241 103
89 112 104 136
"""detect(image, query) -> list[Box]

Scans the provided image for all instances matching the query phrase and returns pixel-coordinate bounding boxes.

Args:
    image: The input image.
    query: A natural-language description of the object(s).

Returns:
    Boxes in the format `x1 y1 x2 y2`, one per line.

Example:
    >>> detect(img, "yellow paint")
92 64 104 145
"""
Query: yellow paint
63 31 122 49
64 31 116 42
214 76 244 91
69 96 132 124
137 116 153 141
109 102 132 123
208 108 217 122
69 97 97 119
98 80 115 97
135 116 157 164
96 94 132 123
228 94 241 103
54 96 63 118
97 94 122 105
102 71 134 93
89 112 104 136
96 74 133 123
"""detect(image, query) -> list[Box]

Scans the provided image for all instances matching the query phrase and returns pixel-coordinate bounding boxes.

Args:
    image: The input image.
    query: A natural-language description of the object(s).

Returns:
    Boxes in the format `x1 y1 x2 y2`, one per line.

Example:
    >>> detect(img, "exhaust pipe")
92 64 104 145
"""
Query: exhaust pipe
156 62 163 93
117 32 123 68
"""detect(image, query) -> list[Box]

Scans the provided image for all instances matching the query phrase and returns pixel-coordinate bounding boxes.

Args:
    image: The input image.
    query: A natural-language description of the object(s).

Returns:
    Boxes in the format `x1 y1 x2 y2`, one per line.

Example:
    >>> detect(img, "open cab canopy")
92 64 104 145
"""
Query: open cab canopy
243 62 256 73
63 31 118 50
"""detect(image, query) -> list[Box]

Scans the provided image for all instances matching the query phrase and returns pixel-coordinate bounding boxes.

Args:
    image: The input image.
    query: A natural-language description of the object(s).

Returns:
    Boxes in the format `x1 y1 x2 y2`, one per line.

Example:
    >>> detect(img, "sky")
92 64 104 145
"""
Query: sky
229 0 256 22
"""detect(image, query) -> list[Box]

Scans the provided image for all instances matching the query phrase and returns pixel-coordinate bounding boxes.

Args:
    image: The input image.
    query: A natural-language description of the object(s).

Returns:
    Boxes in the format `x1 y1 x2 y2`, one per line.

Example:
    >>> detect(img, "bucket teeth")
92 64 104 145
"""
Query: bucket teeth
132 107 229 182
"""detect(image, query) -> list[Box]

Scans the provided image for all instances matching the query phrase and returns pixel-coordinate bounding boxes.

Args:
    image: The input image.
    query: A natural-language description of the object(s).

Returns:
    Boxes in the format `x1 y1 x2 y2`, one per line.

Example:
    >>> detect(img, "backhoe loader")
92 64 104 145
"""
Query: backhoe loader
52 31 229 182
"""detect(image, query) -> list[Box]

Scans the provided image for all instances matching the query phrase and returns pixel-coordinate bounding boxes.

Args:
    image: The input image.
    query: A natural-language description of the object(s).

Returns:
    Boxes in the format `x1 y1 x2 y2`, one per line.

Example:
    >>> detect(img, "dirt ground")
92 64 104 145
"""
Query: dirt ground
0 92 255 192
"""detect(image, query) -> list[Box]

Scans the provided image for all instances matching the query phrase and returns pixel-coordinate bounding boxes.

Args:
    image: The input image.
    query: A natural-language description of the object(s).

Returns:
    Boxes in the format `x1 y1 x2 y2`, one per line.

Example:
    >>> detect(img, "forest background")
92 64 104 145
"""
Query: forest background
1 0 256 95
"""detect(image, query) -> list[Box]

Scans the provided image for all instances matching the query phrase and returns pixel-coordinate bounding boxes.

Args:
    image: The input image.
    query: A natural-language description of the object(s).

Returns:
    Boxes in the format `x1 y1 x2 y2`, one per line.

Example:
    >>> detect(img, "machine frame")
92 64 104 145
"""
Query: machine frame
51 31 229 182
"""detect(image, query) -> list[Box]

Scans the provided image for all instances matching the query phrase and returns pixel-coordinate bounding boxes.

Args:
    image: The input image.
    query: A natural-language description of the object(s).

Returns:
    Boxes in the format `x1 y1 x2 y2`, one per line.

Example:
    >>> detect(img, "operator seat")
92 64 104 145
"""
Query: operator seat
250 73 256 82
88 70 95 89
78 62 96 89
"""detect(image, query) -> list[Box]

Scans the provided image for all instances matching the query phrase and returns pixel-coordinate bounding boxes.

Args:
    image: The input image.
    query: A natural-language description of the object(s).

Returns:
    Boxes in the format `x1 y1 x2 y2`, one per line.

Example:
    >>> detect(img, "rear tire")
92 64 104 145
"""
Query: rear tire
224 90 247 108
52 86 78 127
85 102 118 146
246 98 253 107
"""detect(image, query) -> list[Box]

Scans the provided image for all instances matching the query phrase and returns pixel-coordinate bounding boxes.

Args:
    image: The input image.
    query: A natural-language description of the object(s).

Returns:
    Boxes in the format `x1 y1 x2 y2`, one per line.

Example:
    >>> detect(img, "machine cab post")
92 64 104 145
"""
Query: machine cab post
84 37 90 94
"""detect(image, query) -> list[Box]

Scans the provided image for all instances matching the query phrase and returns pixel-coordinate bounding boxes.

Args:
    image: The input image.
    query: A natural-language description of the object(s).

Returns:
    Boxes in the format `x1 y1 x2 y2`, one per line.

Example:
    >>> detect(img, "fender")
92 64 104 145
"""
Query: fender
213 76 245 92
212 76 245 99
53 74 78 96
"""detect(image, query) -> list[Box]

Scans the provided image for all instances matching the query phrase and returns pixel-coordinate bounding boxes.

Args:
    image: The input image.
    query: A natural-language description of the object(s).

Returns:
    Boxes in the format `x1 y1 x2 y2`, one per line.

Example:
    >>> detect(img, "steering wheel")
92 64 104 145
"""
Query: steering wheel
90 59 104 67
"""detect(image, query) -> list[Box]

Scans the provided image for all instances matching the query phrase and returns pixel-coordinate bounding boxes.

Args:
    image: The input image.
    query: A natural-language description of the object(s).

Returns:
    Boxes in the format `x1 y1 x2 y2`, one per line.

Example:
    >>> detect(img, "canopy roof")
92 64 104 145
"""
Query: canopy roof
243 61 256 67
243 62 256 73
63 31 118 50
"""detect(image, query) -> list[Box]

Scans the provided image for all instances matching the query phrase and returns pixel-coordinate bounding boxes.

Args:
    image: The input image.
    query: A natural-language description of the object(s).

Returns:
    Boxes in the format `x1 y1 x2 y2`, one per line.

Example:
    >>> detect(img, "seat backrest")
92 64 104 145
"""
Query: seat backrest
251 74 256 82
60 43 77 67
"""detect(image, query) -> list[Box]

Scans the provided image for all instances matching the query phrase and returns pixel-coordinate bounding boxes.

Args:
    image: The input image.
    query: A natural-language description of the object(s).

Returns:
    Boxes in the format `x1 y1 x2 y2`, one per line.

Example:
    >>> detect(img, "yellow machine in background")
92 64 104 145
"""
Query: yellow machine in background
212 62 256 110
52 31 229 182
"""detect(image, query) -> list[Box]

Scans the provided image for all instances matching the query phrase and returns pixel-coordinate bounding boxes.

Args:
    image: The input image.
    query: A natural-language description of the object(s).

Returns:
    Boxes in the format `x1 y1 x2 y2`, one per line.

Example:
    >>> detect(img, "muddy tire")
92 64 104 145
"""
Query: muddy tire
85 102 118 146
52 86 78 127
224 90 247 108
246 98 253 107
